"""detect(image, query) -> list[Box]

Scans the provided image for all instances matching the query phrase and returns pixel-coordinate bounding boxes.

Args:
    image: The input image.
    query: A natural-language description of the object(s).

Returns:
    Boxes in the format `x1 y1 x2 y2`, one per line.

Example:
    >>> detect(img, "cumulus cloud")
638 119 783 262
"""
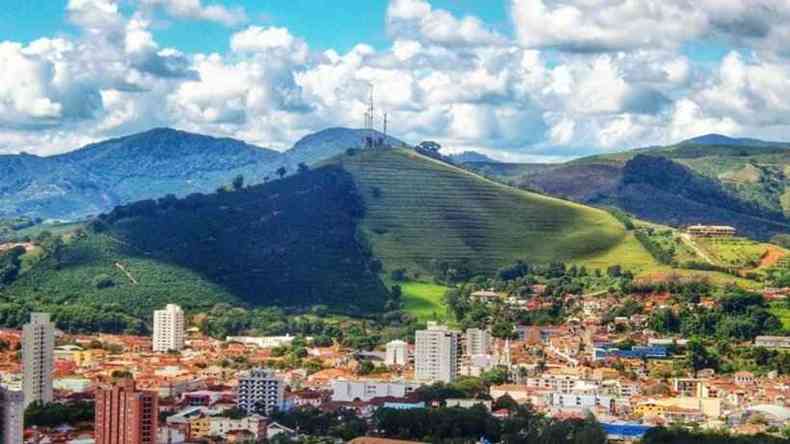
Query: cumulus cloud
4 0 790 159
139 0 248 27
387 0 506 47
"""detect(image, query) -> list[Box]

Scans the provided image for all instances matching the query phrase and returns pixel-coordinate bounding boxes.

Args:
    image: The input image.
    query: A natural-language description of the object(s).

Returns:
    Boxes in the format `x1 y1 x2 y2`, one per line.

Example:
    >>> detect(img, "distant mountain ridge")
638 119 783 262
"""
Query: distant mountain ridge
681 133 787 147
0 127 405 220
465 134 790 241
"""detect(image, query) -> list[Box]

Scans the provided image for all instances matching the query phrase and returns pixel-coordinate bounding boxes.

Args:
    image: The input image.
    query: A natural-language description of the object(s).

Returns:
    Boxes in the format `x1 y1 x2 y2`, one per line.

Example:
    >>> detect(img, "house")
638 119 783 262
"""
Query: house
754 336 790 349
686 225 736 237
445 398 492 410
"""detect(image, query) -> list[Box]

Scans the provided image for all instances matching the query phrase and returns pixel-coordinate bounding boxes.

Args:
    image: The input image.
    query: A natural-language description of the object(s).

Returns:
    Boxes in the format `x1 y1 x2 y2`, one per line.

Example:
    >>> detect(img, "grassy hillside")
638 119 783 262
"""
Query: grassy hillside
0 166 389 332
335 148 652 276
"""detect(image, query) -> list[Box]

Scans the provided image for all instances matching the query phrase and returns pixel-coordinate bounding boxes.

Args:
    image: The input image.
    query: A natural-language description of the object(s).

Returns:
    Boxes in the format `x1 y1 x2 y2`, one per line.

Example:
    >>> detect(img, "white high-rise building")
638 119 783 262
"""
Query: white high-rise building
385 340 408 366
153 304 185 352
414 322 460 383
237 368 284 415
0 386 23 444
465 328 490 356
22 312 54 408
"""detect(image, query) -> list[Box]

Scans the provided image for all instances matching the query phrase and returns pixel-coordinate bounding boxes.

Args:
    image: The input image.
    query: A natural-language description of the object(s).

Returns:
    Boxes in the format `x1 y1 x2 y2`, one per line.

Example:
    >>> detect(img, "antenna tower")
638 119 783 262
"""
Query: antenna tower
364 84 375 130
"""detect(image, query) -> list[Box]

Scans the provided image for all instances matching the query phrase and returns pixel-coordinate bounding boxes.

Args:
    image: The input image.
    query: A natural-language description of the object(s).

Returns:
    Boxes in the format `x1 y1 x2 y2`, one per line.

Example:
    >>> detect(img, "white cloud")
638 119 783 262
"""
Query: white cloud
387 0 506 47
5 0 790 160
140 0 247 27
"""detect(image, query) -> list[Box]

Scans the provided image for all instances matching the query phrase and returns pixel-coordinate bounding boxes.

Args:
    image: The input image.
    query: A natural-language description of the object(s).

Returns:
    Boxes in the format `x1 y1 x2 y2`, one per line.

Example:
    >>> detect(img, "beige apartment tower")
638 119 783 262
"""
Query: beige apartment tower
415 322 460 383
22 312 55 408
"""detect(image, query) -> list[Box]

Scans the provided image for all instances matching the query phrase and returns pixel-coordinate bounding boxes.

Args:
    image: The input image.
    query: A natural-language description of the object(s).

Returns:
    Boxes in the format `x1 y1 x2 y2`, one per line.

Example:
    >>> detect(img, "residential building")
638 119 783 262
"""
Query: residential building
153 304 185 353
465 328 490 356
754 336 790 349
385 340 408 367
415 323 459 383
225 335 299 349
686 225 736 237
446 398 492 410
237 368 284 415
22 312 54 408
548 392 616 413
209 415 267 440
0 386 23 444
95 379 159 444
331 380 422 402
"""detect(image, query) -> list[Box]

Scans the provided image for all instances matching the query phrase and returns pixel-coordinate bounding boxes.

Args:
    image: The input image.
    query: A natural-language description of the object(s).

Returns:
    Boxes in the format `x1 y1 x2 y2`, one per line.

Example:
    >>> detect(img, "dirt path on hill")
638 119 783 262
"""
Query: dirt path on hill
758 246 785 269
679 234 715 265
114 262 138 285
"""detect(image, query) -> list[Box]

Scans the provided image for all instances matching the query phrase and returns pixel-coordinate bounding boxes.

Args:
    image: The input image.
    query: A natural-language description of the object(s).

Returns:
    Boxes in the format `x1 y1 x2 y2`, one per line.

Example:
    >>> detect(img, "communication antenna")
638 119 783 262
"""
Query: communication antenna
364 84 375 130
383 112 388 139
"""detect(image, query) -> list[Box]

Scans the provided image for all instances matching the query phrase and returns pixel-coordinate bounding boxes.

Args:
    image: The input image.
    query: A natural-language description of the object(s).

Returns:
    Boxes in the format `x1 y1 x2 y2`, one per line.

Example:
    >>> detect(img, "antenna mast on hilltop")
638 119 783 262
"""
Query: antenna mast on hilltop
364 84 375 130
383 112 388 139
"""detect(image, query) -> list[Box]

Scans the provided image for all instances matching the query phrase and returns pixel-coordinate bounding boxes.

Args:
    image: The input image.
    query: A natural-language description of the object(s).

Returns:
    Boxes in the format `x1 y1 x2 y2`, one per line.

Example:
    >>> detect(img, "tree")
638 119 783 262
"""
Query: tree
685 337 718 376
276 166 287 179
232 175 245 191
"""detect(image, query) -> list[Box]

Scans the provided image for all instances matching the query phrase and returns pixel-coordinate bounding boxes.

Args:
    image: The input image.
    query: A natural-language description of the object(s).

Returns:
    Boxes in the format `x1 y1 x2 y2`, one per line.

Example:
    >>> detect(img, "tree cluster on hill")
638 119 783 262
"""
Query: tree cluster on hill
648 286 782 342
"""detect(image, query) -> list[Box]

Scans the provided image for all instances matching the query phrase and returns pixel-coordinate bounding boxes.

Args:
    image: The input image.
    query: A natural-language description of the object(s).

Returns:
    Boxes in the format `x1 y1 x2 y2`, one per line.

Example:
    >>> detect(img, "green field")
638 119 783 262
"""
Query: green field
337 148 651 276
400 281 449 322
697 237 769 268
769 303 790 331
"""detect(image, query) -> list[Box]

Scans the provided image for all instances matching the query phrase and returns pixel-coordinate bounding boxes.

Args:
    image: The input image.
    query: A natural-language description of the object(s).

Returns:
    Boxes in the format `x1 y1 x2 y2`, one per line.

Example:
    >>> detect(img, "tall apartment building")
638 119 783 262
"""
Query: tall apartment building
152 304 185 352
385 340 408 366
22 312 54 408
0 386 23 444
95 379 158 444
465 328 490 356
415 323 460 383
237 368 284 415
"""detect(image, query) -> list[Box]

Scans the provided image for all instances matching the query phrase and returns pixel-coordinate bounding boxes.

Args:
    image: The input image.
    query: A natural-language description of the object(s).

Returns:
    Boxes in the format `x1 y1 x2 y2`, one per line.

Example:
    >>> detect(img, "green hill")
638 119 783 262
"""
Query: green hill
0 166 388 332
1 147 664 333
334 148 651 276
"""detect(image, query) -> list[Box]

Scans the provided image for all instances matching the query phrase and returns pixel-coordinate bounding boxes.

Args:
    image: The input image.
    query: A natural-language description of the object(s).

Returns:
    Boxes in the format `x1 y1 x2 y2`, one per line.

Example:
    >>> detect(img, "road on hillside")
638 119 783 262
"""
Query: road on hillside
679 233 715 265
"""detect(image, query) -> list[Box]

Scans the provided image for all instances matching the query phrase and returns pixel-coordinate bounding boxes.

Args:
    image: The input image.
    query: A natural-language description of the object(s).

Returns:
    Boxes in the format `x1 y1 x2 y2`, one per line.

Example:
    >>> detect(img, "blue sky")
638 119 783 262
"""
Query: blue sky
0 0 788 160
1 0 511 53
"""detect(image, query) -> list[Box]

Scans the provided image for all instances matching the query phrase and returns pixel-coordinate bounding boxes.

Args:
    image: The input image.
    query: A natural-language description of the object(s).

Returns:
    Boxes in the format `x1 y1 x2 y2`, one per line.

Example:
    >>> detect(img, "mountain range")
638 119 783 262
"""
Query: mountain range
0 127 404 220
464 134 790 241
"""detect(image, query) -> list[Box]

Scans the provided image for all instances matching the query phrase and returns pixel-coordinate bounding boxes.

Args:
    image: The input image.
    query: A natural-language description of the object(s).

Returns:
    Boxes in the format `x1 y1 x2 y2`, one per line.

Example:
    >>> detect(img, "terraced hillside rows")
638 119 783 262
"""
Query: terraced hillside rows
336 149 653 275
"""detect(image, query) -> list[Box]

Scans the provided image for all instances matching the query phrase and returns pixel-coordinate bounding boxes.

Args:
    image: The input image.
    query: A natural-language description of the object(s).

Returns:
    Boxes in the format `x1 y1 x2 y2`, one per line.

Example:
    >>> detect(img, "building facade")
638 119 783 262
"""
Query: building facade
95 379 159 444
415 323 460 383
237 368 284 415
22 312 55 408
331 380 422 402
0 386 23 444
153 304 185 353
384 340 408 366
465 328 490 356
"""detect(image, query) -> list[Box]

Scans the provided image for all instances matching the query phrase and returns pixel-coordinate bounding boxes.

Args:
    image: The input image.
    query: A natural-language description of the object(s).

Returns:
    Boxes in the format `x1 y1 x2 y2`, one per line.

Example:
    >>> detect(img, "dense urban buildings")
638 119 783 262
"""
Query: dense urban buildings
22 312 54 408
0 386 23 444
414 322 459 383
95 379 159 444
237 368 284 415
152 304 185 353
